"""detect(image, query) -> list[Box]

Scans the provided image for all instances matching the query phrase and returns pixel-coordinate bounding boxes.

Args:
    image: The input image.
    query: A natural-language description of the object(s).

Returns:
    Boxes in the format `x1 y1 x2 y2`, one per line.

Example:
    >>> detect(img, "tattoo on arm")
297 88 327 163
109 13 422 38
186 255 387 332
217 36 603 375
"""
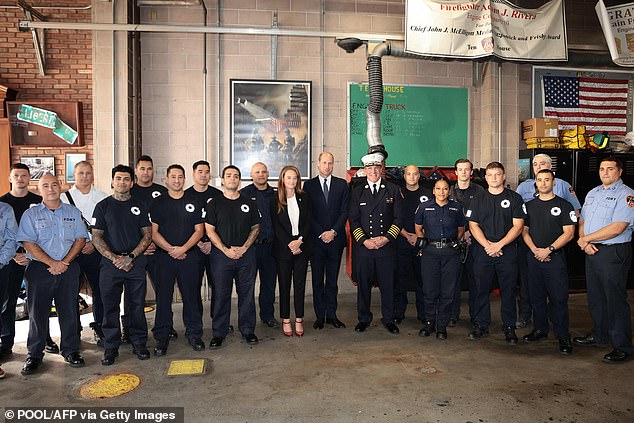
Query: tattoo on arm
132 227 153 257
242 224 260 250
92 229 116 261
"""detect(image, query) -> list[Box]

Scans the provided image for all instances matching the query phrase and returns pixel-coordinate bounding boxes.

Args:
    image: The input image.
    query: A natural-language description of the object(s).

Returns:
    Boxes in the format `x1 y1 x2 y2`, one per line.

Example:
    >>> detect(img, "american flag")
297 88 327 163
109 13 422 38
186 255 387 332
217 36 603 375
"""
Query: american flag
543 76 629 136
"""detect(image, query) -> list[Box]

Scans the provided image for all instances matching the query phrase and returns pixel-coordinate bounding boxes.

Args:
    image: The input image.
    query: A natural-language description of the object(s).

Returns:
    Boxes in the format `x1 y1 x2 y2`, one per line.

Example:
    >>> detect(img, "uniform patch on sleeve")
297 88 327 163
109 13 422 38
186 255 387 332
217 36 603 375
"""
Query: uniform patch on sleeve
465 209 472 218
627 196 634 208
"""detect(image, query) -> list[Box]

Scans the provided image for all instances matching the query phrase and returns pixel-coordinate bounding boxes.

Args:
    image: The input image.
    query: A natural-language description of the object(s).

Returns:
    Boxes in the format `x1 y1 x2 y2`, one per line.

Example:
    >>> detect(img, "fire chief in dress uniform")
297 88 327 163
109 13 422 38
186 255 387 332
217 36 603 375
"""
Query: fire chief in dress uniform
349 154 402 334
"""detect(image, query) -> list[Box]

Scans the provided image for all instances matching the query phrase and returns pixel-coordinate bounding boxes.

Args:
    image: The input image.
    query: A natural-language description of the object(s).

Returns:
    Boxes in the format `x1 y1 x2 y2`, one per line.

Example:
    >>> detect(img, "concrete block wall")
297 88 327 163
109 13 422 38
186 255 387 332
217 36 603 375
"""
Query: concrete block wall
139 0 482 186
0 1 92 189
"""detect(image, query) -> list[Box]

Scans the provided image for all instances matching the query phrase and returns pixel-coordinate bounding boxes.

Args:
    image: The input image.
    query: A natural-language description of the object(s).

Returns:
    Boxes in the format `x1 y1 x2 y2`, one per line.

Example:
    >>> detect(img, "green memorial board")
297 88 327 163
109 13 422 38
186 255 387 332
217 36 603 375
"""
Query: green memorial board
348 83 468 167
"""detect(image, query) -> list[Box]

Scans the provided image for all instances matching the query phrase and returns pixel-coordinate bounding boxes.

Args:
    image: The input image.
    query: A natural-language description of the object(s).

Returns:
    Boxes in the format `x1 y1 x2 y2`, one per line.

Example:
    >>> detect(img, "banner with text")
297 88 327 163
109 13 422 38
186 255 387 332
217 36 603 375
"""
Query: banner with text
596 0 634 67
405 0 567 61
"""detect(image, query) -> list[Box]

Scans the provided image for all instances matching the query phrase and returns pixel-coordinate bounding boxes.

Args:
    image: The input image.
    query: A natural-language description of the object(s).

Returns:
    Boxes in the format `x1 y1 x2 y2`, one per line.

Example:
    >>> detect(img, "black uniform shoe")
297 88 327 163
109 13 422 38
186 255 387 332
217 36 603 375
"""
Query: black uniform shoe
326 317 346 328
523 329 548 342
559 337 573 355
393 316 404 325
45 338 59 354
64 352 85 368
188 338 205 351
243 333 259 345
468 325 489 340
504 326 518 345
603 349 632 363
262 318 280 328
121 327 131 344
313 317 325 330
133 348 151 360
572 334 606 347
101 349 119 366
419 321 435 337
153 340 169 357
436 328 448 340
168 327 178 339
21 357 42 375
209 336 225 349
384 322 399 334
354 322 370 332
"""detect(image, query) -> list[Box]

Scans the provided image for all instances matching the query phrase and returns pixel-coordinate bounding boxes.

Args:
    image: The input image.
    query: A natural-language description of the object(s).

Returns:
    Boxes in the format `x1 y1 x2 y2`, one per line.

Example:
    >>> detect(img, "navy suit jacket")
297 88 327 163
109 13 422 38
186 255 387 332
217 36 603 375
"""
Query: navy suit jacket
270 192 313 260
303 175 349 250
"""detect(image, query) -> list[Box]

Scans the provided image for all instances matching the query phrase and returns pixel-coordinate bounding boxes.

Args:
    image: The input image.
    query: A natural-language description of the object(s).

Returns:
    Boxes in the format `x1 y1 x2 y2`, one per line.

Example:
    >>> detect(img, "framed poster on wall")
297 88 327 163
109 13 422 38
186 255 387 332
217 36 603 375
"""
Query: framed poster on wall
65 153 86 182
21 156 54 180
230 79 311 180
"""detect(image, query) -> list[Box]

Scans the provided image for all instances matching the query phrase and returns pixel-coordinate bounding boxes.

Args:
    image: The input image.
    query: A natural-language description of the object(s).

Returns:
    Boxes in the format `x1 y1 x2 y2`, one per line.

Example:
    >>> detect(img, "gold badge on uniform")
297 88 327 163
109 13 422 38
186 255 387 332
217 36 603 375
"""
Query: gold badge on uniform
627 195 634 208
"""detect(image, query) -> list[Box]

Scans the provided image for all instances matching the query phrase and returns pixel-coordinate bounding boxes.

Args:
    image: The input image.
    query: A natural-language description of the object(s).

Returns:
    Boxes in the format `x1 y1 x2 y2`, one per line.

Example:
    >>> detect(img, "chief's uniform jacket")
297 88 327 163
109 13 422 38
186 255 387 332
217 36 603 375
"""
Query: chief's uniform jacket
349 179 402 325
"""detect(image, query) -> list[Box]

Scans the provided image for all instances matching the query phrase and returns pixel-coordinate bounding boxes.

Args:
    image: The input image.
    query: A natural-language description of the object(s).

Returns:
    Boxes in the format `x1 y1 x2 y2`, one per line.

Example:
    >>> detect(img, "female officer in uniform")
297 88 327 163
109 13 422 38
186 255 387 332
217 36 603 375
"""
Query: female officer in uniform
415 178 465 340
270 166 312 337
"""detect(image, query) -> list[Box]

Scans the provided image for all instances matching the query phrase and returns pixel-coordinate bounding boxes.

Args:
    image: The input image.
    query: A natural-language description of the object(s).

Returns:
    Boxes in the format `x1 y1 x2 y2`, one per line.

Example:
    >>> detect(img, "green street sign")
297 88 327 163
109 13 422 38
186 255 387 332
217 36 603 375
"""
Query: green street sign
16 104 78 144
54 119 78 144
17 104 57 128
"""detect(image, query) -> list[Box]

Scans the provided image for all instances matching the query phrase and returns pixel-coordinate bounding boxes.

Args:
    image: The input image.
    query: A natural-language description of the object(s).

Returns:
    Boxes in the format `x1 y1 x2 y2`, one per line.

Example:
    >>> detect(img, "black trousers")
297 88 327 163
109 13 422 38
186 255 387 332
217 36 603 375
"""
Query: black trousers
585 243 633 354
276 253 309 319
526 252 569 338
311 241 344 321
451 242 476 321
76 249 103 332
211 248 257 338
99 256 148 350
195 248 214 319
0 261 25 350
356 251 396 325
472 243 518 329
25 260 81 359
255 242 277 322
421 246 460 328
394 239 425 321
517 240 532 320
152 251 202 342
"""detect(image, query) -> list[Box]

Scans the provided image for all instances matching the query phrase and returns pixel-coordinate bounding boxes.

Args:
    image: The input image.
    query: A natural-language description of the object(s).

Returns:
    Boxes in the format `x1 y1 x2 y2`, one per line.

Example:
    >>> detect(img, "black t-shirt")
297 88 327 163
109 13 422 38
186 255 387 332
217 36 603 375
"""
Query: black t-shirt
467 188 526 242
131 183 167 209
185 185 222 242
205 194 260 247
150 192 204 248
0 191 42 223
525 195 576 248
92 196 151 254
400 186 433 233
450 182 485 214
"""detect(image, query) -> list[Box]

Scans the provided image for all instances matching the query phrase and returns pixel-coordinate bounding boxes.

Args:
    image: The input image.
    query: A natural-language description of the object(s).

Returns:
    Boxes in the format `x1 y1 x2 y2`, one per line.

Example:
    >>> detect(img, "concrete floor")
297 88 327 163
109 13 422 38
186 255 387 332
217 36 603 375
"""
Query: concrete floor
2 278 634 423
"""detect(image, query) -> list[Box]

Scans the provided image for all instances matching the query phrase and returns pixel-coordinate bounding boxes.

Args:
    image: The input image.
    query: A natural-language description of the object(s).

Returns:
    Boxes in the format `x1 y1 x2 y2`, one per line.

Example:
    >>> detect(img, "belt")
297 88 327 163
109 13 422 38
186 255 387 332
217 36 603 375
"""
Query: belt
255 238 272 245
593 242 629 247
426 238 457 249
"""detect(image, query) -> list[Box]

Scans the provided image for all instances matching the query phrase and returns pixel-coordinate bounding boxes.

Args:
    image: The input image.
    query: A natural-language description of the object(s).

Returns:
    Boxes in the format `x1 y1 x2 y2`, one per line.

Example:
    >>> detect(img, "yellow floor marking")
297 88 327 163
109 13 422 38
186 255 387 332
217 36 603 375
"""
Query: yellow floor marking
80 373 140 399
167 359 207 376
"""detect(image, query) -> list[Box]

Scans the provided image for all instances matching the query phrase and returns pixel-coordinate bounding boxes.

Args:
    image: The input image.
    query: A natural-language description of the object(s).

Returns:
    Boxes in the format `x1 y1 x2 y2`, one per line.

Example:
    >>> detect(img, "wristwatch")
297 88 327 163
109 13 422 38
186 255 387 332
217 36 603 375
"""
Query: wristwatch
548 245 556 253
128 253 135 259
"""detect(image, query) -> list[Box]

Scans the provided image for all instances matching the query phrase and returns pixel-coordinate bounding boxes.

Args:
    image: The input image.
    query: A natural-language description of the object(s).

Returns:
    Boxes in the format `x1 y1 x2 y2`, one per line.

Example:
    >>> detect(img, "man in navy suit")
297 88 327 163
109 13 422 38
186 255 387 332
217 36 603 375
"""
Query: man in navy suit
303 152 349 329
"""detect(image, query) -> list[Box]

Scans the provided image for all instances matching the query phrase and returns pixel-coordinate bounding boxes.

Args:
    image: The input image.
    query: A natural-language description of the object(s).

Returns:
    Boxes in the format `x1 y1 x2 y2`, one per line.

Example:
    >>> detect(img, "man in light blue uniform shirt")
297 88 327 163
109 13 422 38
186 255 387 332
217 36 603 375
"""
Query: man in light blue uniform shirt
17 173 89 375
573 156 634 363
0 202 17 378
515 154 581 328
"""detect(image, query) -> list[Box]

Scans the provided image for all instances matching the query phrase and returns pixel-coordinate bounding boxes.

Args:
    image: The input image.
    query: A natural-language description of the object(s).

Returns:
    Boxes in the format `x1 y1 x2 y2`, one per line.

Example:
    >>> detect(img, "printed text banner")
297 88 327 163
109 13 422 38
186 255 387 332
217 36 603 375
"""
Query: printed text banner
405 0 567 61
596 0 634 67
